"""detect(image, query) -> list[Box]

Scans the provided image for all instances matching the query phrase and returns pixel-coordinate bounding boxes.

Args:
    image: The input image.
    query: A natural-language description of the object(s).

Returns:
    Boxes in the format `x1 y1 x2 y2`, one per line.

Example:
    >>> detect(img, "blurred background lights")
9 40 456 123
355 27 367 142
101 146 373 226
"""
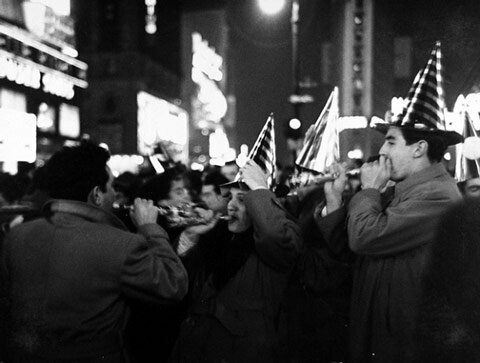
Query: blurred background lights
289 118 301 130
31 0 70 16
347 149 364 160
258 0 286 15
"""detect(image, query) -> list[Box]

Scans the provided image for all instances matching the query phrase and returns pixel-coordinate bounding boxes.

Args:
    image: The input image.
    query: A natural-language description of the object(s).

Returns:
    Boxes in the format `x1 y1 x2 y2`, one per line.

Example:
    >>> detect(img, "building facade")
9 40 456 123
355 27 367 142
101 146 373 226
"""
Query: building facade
76 0 187 174
0 0 87 173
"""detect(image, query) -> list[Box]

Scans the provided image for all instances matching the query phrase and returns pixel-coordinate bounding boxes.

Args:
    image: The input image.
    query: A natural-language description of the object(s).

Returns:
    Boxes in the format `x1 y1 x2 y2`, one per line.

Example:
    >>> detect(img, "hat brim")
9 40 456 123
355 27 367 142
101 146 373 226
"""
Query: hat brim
219 180 250 191
374 124 464 146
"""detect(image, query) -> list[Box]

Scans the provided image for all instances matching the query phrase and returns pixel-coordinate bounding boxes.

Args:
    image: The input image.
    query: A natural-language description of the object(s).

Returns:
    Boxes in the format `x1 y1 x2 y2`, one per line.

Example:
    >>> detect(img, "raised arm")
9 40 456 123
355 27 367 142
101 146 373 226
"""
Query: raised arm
120 198 188 303
241 160 302 271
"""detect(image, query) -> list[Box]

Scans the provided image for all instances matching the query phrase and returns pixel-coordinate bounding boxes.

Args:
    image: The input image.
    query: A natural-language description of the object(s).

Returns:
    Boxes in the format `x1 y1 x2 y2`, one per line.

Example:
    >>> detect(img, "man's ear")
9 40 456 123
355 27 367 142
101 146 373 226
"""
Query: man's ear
413 140 428 159
88 186 102 206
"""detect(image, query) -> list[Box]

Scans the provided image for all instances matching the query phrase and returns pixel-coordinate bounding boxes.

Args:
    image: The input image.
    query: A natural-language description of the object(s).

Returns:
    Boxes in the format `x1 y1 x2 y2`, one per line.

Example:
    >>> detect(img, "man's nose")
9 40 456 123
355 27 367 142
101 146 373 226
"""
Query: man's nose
379 143 387 155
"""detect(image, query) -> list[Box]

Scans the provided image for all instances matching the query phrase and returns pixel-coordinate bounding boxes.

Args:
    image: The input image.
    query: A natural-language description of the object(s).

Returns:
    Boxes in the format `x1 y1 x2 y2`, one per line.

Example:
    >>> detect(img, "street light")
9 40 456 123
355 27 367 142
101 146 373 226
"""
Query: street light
258 0 306 161
258 0 301 120
258 0 286 15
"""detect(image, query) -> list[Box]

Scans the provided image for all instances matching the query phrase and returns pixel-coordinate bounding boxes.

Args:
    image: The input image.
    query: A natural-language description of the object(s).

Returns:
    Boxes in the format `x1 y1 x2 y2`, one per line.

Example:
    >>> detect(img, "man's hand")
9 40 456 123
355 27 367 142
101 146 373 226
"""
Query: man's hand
241 160 269 190
360 155 391 190
324 162 348 213
130 198 159 226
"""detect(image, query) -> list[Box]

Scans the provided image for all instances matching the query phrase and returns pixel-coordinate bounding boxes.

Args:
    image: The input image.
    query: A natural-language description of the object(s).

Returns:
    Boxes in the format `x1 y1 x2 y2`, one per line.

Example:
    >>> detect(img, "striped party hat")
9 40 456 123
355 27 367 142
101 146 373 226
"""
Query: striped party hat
377 41 462 145
295 87 339 174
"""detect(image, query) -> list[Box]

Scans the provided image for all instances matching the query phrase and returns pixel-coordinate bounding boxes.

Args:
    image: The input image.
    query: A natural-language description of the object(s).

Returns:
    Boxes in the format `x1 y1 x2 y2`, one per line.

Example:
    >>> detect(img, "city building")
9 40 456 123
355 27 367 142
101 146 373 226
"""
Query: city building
76 0 187 175
0 0 87 174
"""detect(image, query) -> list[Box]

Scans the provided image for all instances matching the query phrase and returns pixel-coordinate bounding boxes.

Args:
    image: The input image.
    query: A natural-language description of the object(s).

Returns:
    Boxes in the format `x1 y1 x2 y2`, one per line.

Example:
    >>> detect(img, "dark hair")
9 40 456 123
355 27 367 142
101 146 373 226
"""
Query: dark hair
203 171 229 195
112 172 142 204
137 168 184 202
43 142 110 202
400 128 448 163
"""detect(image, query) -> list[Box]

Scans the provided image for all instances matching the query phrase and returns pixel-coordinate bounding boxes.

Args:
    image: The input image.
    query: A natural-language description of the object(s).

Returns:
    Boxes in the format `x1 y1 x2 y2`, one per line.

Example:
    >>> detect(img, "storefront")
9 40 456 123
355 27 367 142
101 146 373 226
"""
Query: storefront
0 1 87 173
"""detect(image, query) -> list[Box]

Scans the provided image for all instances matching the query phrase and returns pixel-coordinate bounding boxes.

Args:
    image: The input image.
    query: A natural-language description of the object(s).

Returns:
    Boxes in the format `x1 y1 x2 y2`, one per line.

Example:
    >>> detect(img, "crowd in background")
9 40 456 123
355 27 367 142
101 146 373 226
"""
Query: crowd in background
0 137 478 363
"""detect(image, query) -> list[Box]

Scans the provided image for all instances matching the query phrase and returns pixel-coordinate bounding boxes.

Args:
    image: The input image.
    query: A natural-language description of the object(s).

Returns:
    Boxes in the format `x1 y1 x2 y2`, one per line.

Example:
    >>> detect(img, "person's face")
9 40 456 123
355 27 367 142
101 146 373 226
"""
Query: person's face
201 184 227 213
98 167 116 212
379 127 418 182
221 164 239 182
168 178 191 203
225 187 252 233
465 178 480 198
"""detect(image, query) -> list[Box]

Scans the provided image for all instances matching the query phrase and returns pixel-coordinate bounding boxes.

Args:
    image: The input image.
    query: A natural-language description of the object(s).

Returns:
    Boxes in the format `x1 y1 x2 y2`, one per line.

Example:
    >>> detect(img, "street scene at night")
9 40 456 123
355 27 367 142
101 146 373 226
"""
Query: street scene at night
0 0 480 362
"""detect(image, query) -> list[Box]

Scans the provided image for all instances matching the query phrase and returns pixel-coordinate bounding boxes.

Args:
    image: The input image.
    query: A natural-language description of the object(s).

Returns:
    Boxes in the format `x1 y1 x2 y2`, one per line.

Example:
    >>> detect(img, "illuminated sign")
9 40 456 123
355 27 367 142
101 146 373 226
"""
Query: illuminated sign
42 72 74 99
59 103 80 137
137 91 189 161
22 1 75 46
192 32 223 81
0 22 87 98
0 52 76 99
0 108 36 162
0 54 41 89
191 32 227 126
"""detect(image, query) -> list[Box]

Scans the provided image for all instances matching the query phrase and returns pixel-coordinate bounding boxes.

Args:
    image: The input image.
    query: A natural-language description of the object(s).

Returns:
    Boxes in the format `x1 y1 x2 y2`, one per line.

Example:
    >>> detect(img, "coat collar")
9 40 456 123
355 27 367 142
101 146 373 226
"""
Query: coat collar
394 163 449 196
43 199 128 231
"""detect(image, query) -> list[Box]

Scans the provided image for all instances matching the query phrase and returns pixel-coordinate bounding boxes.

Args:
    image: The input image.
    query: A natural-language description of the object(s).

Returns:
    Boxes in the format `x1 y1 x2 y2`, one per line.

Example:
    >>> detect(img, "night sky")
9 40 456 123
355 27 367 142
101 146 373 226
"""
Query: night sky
183 0 480 165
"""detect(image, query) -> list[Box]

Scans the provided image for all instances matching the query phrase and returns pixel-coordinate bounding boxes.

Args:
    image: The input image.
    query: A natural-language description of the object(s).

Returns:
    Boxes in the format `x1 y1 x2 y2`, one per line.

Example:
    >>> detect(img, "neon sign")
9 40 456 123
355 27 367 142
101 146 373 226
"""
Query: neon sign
0 53 75 99
0 54 41 89
192 32 223 82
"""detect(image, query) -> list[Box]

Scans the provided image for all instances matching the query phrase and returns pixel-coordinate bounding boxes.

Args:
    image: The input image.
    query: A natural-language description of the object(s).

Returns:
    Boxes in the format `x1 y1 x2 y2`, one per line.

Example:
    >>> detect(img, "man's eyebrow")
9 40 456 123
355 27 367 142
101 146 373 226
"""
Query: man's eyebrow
385 135 395 141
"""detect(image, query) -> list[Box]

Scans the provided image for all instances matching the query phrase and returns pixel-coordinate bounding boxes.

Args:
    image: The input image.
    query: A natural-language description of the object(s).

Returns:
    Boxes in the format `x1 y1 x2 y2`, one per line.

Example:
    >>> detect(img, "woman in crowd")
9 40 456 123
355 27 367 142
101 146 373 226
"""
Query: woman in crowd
169 160 302 363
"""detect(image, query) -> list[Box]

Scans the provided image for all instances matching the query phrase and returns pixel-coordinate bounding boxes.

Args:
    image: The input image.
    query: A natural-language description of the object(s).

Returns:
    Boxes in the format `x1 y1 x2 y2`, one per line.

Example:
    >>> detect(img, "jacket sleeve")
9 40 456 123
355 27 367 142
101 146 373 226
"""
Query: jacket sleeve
347 187 453 256
120 223 188 304
297 205 351 293
245 189 302 272
314 204 348 255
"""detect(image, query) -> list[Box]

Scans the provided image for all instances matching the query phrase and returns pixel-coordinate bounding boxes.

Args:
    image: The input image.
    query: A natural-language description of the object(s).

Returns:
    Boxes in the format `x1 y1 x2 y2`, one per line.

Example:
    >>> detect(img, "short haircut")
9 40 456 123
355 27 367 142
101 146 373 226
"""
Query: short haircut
44 142 110 202
203 171 229 195
400 128 448 163
137 168 184 202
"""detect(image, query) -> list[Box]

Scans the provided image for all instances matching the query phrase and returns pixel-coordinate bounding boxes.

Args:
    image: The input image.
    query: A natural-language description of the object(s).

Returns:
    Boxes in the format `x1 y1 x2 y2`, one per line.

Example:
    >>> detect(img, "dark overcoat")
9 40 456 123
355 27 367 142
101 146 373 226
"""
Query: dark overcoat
0 200 188 362
347 163 462 362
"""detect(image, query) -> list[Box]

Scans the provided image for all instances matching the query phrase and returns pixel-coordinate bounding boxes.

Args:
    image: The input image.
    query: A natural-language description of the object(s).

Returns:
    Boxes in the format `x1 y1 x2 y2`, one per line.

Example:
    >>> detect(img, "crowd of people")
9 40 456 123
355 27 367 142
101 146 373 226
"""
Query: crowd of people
0 115 478 363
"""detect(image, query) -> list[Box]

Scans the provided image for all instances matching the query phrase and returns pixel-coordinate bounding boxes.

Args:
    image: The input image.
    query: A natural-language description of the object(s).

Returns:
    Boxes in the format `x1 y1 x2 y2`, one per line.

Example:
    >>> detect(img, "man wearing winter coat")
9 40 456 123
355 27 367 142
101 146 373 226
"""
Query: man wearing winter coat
0 143 188 362
347 124 463 362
